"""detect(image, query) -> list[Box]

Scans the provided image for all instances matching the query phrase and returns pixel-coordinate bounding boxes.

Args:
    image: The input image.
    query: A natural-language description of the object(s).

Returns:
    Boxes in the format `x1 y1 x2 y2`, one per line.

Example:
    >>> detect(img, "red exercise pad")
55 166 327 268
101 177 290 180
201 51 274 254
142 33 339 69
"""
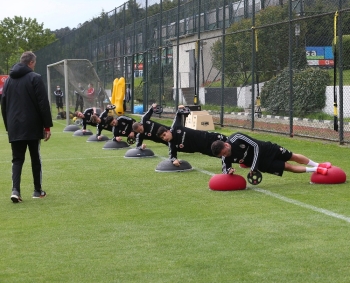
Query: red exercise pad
310 166 346 184
209 174 247 191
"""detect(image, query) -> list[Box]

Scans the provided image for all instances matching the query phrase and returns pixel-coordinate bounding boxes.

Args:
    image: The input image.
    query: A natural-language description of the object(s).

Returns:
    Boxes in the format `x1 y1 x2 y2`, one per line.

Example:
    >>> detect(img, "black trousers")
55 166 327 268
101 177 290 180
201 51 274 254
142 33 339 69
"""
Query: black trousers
75 98 84 112
11 140 42 192
56 96 63 109
98 96 104 108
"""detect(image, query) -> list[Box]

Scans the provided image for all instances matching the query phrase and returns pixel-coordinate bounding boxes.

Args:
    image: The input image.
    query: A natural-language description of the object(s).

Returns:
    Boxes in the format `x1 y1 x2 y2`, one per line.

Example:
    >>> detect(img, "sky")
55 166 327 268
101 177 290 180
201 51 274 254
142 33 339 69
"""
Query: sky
1 0 127 31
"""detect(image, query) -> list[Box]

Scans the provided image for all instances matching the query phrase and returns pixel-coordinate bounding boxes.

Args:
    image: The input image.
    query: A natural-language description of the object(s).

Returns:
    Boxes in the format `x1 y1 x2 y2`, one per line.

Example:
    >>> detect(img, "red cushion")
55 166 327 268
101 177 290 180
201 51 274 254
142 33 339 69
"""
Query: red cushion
209 174 247 191
310 166 346 184
239 163 249 169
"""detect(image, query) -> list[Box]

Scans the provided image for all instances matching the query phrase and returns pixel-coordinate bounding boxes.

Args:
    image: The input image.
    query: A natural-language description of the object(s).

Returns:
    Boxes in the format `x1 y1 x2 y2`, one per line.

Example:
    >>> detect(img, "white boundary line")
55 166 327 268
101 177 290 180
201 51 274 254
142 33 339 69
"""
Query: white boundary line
253 188 350 223
190 163 350 224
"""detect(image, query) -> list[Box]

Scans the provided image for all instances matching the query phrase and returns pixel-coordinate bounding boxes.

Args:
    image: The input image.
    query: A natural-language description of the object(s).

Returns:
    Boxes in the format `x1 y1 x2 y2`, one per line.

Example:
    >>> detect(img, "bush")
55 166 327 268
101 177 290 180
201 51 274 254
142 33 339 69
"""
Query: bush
335 35 350 70
133 77 144 102
260 67 330 117
344 35 350 69
133 63 174 103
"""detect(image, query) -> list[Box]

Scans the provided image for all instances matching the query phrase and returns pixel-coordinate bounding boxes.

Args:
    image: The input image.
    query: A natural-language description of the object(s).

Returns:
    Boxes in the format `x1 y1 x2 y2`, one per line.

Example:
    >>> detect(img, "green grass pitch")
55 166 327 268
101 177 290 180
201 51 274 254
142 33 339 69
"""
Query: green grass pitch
0 115 350 282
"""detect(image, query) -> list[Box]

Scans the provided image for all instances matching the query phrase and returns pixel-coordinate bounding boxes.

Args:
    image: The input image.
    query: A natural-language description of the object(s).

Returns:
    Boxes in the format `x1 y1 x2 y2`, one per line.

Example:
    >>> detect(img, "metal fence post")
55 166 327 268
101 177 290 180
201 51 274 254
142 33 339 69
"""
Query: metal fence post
288 1 294 137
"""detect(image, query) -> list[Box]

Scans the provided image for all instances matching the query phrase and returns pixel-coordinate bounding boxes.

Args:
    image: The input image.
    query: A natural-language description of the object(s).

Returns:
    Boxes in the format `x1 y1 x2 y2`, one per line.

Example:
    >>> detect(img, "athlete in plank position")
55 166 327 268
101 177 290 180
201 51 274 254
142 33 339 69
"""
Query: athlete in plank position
211 132 331 177
132 103 169 149
157 106 227 167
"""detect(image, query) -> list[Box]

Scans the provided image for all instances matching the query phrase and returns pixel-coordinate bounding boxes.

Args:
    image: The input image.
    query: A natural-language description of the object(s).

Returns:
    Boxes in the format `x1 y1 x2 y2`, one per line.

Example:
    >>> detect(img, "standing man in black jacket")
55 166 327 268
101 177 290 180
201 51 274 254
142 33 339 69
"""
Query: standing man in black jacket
74 83 85 112
1 51 53 203
54 85 64 115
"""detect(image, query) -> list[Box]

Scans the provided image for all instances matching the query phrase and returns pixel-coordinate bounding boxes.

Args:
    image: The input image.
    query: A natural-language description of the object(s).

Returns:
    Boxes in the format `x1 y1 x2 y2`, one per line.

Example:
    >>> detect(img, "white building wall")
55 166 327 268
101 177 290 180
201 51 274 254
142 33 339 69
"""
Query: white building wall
173 42 196 88
171 29 223 89
170 28 350 117
324 86 350 117
196 84 350 117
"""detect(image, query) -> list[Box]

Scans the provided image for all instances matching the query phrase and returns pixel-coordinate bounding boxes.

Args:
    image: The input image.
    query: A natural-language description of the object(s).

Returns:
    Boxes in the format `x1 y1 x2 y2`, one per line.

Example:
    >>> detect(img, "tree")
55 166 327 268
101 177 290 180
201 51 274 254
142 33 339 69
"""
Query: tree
255 6 291 77
211 17 252 87
52 27 72 39
334 35 350 71
162 0 178 12
211 5 294 86
0 16 56 74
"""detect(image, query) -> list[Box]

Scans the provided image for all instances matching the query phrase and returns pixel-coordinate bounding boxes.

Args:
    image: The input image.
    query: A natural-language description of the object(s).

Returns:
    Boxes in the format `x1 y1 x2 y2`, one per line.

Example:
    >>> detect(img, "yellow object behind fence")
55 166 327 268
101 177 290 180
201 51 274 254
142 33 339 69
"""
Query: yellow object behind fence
111 77 126 116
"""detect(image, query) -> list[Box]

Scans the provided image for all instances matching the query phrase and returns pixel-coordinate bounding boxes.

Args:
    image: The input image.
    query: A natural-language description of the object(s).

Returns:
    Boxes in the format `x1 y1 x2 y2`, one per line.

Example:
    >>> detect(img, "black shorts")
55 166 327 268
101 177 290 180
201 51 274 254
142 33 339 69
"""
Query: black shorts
259 145 293 177
56 97 63 108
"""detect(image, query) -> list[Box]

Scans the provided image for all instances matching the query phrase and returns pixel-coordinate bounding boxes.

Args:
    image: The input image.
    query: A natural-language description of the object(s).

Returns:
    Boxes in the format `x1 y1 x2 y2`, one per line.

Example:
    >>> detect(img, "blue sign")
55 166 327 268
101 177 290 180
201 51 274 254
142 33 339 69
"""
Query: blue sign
306 46 334 60
324 47 334 59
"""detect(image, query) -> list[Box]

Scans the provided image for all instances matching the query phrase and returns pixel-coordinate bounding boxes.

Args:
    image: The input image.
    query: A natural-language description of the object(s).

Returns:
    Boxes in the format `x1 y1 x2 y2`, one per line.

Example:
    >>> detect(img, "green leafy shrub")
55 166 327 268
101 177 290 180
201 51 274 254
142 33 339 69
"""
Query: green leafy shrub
261 68 330 117
334 35 350 70
343 35 350 69
133 77 144 102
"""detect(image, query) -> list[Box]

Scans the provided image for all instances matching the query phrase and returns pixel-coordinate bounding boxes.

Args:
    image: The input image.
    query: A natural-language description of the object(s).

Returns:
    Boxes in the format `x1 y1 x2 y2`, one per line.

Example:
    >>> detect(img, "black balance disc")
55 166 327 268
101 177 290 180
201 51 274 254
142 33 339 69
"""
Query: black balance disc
127 137 135 145
247 171 263 185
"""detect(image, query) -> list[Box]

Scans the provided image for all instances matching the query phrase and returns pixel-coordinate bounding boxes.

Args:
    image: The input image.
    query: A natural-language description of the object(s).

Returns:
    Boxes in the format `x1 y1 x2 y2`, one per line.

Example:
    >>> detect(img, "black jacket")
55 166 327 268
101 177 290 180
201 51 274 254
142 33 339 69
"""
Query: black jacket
168 110 226 160
135 106 169 148
222 132 280 173
113 116 136 138
82 107 96 130
1 63 53 142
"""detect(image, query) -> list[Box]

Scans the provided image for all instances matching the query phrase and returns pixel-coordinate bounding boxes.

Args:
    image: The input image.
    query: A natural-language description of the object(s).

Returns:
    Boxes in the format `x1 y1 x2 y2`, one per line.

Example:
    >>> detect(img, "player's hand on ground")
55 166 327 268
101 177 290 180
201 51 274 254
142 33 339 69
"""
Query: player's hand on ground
82 129 86 133
228 167 236 174
173 159 181 167
141 144 146 150
97 135 102 140
115 136 122 142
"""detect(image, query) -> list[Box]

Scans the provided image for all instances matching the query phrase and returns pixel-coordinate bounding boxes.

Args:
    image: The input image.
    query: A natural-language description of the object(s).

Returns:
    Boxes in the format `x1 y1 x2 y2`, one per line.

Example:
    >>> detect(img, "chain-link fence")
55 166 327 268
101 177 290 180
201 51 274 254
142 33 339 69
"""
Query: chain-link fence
35 0 350 144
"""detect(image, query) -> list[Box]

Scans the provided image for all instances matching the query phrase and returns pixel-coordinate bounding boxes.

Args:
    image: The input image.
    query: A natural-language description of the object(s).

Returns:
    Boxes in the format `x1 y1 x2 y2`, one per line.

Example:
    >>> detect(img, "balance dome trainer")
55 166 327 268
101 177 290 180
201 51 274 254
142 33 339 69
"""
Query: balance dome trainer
209 174 247 191
310 166 346 184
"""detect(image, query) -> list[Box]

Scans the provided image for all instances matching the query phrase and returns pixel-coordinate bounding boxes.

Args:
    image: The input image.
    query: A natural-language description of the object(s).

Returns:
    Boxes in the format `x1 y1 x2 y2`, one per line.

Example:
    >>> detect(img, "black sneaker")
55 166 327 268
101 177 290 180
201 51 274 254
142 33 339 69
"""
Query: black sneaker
106 105 116 110
177 107 190 114
32 190 47 199
153 105 163 114
11 190 22 203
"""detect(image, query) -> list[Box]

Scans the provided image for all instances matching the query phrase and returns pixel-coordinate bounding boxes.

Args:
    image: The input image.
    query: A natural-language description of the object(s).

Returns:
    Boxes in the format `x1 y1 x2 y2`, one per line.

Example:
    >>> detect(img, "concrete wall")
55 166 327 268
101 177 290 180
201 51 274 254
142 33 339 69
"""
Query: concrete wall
324 86 350 117
171 29 223 89
197 83 264 109
201 88 237 106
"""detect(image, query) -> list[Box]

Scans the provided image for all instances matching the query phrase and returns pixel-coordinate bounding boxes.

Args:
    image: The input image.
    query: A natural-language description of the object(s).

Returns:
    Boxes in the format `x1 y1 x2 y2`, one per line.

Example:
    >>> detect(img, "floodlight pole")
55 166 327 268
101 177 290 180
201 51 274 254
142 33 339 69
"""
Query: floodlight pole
288 1 294 137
